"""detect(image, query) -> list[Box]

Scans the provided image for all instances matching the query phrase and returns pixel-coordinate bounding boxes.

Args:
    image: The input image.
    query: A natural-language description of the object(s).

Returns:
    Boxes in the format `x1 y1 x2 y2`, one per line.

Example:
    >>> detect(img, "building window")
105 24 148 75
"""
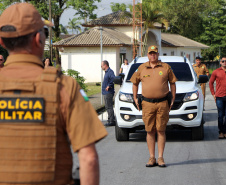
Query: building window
181 52 184 56
171 51 174 56
193 52 196 62
163 53 167 56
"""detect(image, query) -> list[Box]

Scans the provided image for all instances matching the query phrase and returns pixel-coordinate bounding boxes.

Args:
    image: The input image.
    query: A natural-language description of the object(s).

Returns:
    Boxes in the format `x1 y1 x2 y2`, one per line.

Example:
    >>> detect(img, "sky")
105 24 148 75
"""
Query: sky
60 0 134 30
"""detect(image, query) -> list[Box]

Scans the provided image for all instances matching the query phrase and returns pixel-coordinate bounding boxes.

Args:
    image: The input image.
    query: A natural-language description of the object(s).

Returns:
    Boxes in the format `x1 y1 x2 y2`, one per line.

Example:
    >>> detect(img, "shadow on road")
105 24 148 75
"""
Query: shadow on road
128 125 219 142
168 158 226 166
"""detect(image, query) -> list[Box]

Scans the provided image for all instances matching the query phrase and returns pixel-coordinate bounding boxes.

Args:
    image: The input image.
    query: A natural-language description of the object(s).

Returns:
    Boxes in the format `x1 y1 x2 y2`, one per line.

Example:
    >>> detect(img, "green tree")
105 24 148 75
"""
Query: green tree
67 0 101 25
198 0 226 60
68 18 82 34
0 0 70 65
161 0 218 39
27 0 69 65
142 0 168 55
110 3 127 12
62 69 88 92
59 24 69 34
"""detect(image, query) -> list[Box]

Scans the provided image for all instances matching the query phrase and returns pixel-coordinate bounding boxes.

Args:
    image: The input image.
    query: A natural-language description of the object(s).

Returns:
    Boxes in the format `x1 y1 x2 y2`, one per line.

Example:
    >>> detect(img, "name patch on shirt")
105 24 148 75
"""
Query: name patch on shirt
0 97 44 123
143 75 150 78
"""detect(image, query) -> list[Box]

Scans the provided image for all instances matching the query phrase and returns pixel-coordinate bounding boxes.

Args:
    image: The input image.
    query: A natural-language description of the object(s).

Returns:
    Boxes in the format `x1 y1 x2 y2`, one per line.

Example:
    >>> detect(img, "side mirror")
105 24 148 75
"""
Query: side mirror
119 73 125 78
114 76 123 85
198 75 209 84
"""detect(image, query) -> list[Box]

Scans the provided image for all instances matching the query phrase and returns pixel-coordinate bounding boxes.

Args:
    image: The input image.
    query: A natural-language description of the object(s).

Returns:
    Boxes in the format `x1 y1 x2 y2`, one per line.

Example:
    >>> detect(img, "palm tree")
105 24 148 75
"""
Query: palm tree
142 0 169 55
59 24 69 34
67 18 82 34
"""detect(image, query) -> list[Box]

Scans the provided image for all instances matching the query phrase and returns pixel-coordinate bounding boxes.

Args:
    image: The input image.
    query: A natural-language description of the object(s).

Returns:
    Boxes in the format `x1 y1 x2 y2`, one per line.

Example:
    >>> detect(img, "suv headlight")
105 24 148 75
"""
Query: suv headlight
183 90 199 102
119 92 133 103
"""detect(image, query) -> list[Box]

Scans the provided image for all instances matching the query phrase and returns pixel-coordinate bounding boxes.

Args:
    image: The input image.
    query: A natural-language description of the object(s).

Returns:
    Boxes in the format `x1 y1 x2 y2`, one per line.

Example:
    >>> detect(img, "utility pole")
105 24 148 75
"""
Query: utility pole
132 0 142 59
99 26 103 121
49 0 53 65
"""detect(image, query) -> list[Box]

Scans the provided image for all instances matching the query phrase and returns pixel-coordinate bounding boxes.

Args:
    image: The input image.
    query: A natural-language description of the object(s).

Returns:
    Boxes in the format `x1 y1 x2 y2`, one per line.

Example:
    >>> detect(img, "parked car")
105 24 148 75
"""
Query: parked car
114 56 209 141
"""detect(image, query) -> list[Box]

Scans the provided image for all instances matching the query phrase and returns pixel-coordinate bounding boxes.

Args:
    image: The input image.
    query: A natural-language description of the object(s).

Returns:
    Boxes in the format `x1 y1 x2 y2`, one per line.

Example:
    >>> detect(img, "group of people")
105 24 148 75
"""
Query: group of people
193 56 226 139
0 2 225 185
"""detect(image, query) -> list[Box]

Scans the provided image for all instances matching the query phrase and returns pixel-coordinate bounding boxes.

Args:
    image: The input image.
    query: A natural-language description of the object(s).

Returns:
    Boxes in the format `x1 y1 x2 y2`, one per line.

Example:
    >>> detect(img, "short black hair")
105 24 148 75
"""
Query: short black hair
196 56 201 60
102 60 109 67
1 33 34 51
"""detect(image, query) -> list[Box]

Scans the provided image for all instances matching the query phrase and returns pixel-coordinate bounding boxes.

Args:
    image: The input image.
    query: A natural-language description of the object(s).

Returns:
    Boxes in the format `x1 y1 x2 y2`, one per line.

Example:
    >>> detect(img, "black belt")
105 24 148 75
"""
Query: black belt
142 96 168 103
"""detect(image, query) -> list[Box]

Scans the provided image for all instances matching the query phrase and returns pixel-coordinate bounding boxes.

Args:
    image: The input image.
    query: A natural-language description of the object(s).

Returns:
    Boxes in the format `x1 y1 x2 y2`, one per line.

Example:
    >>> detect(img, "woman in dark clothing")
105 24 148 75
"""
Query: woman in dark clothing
42 57 53 67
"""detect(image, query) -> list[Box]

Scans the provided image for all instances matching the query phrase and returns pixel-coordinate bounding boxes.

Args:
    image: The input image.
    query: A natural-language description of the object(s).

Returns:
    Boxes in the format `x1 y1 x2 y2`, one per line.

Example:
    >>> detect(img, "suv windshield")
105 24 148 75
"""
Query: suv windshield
126 62 193 82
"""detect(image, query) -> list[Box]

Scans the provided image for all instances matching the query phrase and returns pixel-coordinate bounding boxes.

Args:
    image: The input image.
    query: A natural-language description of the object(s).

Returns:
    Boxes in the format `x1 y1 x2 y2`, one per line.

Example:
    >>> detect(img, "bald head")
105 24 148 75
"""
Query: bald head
0 55 4 68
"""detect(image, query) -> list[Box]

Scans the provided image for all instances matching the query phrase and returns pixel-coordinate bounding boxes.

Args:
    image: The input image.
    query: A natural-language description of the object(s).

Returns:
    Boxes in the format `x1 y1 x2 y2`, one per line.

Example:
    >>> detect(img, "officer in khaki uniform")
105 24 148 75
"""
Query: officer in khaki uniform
130 45 177 167
193 56 209 100
0 3 107 185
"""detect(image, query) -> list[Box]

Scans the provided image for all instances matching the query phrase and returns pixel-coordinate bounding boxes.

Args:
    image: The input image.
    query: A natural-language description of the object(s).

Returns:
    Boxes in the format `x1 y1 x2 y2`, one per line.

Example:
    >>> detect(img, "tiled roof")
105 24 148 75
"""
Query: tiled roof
82 11 162 28
161 33 209 48
53 27 132 47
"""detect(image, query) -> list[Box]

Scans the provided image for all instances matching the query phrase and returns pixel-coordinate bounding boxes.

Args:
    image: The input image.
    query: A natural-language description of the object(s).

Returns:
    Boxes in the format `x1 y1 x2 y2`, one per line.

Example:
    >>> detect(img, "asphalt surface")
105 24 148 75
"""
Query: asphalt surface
73 87 226 185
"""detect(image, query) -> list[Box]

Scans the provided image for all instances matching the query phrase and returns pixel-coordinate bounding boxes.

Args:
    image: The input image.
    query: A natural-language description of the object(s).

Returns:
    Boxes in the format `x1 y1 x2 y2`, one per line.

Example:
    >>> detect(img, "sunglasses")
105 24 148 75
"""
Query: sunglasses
221 60 226 63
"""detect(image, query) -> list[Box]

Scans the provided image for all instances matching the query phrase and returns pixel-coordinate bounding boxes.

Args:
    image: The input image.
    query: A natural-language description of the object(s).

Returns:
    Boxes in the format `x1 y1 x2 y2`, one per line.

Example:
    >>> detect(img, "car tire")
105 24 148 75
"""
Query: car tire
191 118 204 140
115 122 129 141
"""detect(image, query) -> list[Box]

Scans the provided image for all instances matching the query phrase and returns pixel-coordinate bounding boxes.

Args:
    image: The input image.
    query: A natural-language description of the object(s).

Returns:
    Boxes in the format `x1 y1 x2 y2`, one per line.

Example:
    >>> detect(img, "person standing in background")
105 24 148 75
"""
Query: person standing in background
209 57 226 139
101 60 116 126
119 58 129 74
193 57 209 106
42 57 53 67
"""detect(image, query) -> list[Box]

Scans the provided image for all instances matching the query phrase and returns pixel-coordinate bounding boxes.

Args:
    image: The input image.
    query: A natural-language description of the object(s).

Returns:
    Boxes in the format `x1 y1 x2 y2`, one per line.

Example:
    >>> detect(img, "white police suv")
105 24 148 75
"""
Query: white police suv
114 56 209 141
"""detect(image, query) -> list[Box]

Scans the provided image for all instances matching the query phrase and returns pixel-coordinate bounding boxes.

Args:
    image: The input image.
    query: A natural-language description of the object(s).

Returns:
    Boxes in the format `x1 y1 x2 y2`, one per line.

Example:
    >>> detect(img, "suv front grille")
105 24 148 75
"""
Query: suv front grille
132 93 186 110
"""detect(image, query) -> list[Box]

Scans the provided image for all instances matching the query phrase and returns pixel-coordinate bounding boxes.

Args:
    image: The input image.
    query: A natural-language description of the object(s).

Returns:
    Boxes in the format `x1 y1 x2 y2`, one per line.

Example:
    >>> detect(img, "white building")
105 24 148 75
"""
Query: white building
54 11 209 82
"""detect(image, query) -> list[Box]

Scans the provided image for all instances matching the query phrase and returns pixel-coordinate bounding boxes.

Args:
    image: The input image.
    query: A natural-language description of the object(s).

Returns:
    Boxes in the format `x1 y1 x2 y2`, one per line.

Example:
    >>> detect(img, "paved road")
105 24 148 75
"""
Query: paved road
74 88 226 185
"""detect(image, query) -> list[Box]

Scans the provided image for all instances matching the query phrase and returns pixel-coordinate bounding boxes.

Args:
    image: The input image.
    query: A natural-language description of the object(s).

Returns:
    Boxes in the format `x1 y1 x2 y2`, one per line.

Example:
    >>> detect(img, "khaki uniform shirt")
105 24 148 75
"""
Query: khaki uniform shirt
0 54 108 185
193 63 209 77
130 61 177 99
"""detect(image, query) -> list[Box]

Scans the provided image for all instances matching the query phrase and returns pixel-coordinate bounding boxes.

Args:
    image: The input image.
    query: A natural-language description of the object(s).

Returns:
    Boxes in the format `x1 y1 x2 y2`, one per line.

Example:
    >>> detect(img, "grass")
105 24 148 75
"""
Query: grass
208 68 215 75
86 83 101 96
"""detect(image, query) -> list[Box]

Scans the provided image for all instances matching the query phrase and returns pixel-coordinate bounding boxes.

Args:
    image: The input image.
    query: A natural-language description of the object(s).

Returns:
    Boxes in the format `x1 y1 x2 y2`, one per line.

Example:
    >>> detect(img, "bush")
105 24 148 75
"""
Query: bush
62 69 87 92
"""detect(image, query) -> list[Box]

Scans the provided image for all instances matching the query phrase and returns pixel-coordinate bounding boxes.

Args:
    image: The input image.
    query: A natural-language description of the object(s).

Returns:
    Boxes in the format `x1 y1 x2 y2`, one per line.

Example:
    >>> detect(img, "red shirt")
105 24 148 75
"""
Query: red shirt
209 67 226 97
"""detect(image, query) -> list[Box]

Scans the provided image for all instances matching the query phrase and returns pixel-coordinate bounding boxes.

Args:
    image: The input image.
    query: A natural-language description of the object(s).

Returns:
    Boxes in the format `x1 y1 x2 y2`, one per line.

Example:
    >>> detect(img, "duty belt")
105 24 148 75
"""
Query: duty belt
142 96 168 103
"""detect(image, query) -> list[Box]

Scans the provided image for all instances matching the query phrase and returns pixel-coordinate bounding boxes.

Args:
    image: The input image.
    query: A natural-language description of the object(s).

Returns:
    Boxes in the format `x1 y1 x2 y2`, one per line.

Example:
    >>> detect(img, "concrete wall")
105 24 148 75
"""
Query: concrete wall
61 47 118 82
114 26 133 38
162 47 202 64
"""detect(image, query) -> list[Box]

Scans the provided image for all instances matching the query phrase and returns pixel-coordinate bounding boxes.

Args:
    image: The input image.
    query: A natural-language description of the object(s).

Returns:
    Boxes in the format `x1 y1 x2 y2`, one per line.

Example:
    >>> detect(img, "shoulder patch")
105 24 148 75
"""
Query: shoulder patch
0 97 44 123
80 89 89 102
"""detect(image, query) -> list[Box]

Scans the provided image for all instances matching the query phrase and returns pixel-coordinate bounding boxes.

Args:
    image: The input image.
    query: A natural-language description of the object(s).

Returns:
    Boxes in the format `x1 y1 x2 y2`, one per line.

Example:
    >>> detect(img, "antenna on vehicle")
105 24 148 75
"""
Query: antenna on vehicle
184 56 186 63
134 56 140 64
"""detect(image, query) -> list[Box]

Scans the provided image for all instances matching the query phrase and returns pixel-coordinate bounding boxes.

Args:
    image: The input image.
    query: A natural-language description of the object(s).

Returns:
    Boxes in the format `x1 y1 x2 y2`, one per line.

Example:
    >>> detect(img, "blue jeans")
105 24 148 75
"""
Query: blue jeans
216 97 226 134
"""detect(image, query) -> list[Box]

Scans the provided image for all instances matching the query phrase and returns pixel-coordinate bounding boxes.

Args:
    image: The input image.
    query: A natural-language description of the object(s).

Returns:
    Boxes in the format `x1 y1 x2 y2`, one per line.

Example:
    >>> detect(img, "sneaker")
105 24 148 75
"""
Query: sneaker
157 157 166 167
219 133 224 139
146 157 156 167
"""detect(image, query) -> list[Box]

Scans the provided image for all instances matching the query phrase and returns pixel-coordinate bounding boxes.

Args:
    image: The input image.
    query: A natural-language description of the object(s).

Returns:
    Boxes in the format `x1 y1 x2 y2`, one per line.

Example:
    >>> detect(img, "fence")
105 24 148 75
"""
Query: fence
202 61 220 73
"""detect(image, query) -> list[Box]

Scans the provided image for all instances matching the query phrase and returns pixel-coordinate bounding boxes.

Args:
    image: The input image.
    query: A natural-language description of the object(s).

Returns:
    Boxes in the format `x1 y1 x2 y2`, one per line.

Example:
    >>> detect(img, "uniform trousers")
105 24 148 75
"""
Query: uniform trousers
104 93 115 123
